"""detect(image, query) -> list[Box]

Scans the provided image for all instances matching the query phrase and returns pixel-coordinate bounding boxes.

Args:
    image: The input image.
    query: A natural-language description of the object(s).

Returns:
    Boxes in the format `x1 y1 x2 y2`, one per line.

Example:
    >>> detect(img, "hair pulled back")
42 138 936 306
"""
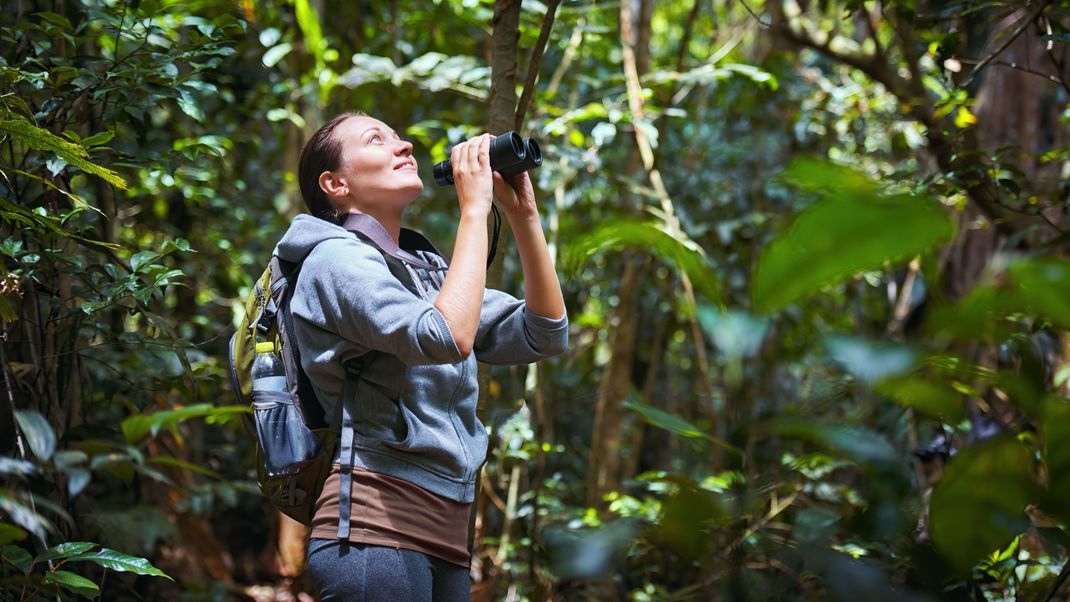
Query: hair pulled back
298 111 366 223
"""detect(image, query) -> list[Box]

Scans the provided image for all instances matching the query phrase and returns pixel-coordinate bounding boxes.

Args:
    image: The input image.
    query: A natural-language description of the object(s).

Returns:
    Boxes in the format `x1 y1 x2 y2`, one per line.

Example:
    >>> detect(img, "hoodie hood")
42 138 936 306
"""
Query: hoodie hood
274 214 354 264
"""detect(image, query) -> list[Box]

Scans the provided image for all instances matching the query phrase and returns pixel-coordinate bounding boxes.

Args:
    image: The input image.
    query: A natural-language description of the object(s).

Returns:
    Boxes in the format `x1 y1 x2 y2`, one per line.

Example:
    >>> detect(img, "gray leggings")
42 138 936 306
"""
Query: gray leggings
306 538 471 601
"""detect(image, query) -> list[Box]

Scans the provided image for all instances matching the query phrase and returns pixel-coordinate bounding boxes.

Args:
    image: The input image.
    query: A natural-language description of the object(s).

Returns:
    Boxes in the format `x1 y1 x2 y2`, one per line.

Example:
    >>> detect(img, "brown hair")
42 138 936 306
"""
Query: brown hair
298 111 366 223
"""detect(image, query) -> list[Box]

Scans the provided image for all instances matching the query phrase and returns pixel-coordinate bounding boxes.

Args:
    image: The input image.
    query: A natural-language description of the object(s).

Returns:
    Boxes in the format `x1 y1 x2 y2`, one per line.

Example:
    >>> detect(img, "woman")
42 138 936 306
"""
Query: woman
274 111 567 600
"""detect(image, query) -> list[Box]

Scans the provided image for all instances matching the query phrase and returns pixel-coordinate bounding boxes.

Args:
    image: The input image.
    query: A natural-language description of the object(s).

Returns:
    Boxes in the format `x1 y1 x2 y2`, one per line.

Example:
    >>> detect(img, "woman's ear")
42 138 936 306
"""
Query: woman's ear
319 170 349 199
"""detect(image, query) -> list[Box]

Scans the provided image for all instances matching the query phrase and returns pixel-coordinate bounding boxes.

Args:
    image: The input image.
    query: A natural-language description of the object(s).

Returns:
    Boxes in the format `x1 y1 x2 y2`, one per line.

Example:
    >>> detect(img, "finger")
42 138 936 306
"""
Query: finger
459 137 474 176
478 134 490 166
450 142 462 174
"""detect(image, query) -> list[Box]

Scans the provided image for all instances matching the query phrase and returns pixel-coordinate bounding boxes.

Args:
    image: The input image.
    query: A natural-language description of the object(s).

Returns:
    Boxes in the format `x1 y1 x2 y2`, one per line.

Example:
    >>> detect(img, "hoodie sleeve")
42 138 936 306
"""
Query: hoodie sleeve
292 237 464 366
473 288 569 365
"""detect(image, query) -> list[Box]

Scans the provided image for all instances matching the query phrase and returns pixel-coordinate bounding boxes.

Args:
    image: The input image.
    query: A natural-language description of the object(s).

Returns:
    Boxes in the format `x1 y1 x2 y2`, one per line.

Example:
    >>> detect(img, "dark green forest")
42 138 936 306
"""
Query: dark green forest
3 0 1070 599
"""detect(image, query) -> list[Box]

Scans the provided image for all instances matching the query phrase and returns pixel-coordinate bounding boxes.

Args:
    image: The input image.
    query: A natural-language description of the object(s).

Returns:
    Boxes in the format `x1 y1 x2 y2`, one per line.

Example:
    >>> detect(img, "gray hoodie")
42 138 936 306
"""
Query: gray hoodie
275 214 568 502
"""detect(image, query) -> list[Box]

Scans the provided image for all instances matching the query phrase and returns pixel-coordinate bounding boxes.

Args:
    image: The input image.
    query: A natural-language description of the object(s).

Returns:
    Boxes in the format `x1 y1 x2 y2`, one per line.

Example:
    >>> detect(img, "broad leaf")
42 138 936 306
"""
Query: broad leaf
13 410 55 461
753 158 954 313
825 336 917 384
929 436 1033 574
2 544 32 573
43 570 100 597
564 218 720 303
66 547 172 580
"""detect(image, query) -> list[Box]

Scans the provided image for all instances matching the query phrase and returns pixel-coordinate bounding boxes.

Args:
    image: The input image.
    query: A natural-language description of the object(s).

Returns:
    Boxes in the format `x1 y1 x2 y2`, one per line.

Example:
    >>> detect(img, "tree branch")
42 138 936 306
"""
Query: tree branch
515 0 562 132
961 0 1055 89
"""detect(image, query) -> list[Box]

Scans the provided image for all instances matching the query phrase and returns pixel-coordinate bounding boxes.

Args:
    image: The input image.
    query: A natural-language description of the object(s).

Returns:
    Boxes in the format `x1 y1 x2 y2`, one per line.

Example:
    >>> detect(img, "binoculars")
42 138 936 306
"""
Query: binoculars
432 131 542 186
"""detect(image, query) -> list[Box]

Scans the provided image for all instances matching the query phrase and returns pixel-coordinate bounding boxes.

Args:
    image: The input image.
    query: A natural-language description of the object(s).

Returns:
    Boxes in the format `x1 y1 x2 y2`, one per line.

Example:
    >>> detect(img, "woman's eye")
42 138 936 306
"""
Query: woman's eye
370 134 382 143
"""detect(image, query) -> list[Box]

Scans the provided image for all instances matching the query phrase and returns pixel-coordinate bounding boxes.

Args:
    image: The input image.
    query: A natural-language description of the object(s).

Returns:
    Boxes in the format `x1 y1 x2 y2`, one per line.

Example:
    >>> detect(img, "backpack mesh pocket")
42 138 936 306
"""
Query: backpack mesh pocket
252 390 336 524
252 391 323 476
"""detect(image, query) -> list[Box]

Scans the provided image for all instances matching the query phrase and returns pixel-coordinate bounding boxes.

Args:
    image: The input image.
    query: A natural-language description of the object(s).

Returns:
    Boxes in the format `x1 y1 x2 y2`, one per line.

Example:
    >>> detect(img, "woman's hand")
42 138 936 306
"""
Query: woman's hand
450 133 493 218
492 170 538 223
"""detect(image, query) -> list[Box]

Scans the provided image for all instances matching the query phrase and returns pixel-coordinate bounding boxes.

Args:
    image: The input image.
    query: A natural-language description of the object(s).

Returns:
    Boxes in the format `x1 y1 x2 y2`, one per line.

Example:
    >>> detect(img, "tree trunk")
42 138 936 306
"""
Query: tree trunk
586 257 642 507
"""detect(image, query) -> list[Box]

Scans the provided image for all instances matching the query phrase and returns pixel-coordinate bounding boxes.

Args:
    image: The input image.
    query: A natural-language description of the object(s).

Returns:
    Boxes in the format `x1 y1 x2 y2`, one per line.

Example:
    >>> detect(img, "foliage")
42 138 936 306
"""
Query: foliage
2 0 1070 600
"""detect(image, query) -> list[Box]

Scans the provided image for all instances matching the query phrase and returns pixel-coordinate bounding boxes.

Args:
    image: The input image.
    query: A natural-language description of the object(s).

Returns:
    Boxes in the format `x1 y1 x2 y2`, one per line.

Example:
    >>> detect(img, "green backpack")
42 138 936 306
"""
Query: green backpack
229 214 445 536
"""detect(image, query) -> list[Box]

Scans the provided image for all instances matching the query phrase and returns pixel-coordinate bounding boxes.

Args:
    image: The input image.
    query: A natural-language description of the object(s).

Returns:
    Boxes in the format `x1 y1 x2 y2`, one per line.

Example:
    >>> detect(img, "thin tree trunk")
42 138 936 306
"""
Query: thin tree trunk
586 257 642 507
472 3 523 597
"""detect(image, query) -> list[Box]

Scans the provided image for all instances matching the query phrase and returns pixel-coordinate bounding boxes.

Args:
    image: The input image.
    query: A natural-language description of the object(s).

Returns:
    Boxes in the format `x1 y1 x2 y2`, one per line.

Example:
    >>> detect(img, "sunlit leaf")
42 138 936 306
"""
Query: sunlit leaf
36 541 96 563
0 118 126 188
66 547 172 580
564 218 720 303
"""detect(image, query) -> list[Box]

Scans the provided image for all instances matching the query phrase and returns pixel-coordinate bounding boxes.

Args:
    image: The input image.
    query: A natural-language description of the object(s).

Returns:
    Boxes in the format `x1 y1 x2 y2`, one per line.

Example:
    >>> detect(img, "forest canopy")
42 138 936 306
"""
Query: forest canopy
2 0 1070 600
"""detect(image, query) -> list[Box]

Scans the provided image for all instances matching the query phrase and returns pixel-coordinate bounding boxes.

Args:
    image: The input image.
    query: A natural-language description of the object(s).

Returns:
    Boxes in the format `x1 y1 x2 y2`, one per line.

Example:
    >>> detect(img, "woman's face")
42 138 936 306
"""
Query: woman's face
332 115 424 211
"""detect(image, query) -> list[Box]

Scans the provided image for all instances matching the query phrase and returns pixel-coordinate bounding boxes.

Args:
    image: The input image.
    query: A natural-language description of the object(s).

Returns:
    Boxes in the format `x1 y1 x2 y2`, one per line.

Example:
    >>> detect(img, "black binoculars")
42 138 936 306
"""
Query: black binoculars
432 131 542 186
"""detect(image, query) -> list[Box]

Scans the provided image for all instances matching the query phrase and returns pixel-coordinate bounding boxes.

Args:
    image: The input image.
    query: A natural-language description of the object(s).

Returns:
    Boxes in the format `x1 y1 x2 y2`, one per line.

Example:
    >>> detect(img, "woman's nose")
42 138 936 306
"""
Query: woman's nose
394 139 413 156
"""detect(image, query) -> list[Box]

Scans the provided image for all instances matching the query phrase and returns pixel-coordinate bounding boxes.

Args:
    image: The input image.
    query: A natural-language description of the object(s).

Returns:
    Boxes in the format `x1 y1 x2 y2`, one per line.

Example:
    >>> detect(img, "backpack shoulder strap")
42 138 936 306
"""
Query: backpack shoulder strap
340 213 447 272
336 357 366 539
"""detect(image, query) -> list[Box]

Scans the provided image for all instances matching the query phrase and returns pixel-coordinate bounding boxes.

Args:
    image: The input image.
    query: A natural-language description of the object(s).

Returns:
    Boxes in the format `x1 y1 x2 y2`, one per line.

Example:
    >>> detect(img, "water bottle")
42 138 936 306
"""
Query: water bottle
252 341 287 393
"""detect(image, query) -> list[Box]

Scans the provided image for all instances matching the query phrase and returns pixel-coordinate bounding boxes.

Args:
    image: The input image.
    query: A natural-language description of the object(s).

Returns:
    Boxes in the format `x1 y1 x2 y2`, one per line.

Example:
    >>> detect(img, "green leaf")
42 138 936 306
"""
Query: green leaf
294 0 325 59
875 376 966 422
753 158 954 313
825 336 917 384
0 457 36 477
698 307 769 361
262 42 292 68
774 419 900 466
0 494 51 541
1008 256 1070 329
653 484 726 558
36 541 96 563
2 544 33 573
43 569 100 597
80 130 115 147
624 398 741 456
0 523 28 545
929 436 1033 574
0 119 127 188
66 548 172 580
1042 398 1070 520
564 218 721 303
120 404 245 444
14 409 55 461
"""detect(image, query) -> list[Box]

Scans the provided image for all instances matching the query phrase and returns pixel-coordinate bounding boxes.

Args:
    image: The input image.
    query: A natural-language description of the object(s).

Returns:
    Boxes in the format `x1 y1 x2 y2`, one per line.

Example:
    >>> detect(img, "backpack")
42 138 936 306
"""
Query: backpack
228 213 446 537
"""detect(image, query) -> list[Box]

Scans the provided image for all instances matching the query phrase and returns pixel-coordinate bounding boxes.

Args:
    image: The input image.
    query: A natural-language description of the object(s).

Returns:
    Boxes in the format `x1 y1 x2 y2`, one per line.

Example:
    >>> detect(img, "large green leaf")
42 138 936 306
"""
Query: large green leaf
1042 398 1070 520
929 436 1034 574
0 119 127 189
563 218 721 303
928 256 1070 340
66 547 172 580
753 158 954 313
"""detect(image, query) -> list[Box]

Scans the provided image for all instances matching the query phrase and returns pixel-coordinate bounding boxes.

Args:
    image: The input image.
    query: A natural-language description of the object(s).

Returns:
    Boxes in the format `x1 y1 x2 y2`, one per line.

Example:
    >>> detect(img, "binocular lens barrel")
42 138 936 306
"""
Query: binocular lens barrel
432 131 542 186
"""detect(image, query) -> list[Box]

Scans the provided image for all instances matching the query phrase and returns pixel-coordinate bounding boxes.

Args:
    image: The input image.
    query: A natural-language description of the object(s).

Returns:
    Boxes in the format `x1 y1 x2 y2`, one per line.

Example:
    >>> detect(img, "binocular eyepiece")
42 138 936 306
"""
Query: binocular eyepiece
432 131 542 186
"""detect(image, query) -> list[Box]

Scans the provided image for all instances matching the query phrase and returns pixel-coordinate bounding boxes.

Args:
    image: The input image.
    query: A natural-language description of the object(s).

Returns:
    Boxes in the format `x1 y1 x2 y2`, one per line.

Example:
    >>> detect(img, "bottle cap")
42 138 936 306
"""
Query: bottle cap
255 341 277 354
